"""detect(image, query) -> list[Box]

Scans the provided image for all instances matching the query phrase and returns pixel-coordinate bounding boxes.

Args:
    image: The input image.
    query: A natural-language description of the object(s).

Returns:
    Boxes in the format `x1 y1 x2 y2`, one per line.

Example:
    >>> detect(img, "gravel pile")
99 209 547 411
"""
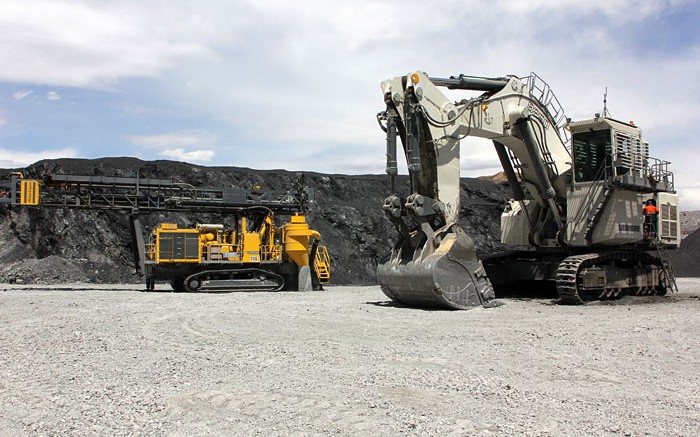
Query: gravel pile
669 227 700 277
680 210 700 238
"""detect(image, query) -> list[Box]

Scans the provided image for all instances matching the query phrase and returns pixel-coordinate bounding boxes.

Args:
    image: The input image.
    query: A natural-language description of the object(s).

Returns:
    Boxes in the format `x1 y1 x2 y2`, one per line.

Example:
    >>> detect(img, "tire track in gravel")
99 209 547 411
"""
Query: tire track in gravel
163 387 387 434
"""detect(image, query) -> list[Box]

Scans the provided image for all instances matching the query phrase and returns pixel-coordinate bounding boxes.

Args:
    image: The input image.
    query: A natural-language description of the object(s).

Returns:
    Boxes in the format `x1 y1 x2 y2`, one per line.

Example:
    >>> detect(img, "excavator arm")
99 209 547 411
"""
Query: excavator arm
377 71 573 309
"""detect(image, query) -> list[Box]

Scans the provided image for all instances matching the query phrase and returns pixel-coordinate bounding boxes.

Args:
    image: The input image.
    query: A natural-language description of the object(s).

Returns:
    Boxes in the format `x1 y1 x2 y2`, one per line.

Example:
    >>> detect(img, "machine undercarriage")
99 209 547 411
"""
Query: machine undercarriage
483 248 669 304
162 267 287 293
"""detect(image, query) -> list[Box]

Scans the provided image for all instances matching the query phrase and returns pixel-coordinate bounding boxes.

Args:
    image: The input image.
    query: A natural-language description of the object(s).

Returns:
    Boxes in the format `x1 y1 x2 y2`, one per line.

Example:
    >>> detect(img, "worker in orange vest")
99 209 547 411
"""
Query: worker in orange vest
642 199 659 239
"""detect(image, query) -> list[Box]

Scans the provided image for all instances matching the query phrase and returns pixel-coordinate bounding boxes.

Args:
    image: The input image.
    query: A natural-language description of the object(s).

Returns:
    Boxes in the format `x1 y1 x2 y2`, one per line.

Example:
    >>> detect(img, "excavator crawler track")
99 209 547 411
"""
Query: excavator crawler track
556 252 667 304
182 268 285 292
555 254 598 304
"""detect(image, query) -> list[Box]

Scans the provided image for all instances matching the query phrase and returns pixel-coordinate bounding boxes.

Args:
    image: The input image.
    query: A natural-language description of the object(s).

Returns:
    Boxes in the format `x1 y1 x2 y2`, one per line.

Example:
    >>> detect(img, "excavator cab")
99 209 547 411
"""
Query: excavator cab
570 117 666 189
566 116 679 247
572 125 614 183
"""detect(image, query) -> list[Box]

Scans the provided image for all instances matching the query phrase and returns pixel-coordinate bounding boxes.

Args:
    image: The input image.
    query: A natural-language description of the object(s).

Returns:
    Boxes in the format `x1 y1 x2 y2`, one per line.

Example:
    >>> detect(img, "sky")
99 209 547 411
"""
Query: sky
1 0 699 209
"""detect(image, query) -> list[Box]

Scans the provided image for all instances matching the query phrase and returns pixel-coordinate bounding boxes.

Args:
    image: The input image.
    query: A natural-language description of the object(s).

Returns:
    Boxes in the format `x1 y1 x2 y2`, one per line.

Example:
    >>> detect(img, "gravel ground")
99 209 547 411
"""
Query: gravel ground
1 280 699 436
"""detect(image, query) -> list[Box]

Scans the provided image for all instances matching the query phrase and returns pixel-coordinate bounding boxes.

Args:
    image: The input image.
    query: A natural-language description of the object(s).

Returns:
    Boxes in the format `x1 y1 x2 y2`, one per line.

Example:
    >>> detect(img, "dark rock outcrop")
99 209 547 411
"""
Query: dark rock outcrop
0 158 511 285
669 227 700 277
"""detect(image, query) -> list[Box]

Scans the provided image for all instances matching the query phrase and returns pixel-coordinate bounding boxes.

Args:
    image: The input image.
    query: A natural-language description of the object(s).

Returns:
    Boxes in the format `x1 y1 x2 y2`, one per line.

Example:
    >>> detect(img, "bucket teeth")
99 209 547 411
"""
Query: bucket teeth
377 225 495 310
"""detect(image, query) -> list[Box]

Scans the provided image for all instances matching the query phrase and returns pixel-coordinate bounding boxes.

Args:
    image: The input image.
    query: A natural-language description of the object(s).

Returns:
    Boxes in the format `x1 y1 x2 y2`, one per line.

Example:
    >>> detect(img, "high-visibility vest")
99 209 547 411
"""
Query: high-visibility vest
643 205 659 215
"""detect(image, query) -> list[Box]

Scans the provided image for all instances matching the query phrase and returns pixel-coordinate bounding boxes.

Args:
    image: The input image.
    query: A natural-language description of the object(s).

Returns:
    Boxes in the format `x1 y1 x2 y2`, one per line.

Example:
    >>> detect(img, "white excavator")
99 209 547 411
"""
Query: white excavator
376 71 680 309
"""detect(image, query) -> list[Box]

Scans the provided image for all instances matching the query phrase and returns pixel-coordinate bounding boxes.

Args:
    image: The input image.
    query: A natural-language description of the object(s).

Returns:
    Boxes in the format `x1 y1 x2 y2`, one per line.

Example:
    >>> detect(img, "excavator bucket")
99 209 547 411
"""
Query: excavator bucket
377 225 495 309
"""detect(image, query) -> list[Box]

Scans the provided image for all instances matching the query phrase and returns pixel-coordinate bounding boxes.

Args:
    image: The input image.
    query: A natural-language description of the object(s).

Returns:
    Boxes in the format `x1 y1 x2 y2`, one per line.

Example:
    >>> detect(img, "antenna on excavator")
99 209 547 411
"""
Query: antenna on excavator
602 86 611 117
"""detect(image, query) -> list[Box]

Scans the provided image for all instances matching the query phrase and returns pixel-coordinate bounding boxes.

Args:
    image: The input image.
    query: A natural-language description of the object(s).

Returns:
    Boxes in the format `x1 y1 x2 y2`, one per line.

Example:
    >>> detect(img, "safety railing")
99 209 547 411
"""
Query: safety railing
145 242 156 261
260 244 283 261
524 72 571 149
649 159 674 191
612 135 674 192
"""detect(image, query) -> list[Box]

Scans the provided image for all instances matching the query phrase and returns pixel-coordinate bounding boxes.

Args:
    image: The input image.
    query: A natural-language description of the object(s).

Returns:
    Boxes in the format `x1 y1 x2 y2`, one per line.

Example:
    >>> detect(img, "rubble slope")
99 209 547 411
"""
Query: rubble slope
0 158 510 285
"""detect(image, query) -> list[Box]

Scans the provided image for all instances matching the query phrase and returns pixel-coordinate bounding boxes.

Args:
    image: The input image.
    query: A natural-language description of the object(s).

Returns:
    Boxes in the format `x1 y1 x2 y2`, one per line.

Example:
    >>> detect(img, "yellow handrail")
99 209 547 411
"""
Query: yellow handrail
314 244 331 284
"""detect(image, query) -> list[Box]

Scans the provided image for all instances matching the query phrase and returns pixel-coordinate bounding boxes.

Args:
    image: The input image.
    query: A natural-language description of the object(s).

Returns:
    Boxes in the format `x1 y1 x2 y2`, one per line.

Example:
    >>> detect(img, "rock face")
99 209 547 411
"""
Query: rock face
4 158 696 285
680 211 700 239
0 158 511 285
669 227 700 277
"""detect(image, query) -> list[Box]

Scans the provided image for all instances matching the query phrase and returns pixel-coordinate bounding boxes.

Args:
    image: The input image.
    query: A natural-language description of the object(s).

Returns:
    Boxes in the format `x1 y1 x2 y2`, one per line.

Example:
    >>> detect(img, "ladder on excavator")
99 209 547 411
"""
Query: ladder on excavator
647 225 678 292
584 184 614 243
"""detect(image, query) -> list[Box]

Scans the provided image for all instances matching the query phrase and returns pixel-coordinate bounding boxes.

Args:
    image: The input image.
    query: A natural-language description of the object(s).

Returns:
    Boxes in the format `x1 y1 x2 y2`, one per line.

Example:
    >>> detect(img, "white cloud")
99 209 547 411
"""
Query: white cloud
127 131 217 149
159 148 215 163
46 91 60 101
459 139 502 175
127 131 217 163
493 0 688 21
156 1 698 148
0 1 212 88
12 90 33 101
0 147 78 168
678 187 700 211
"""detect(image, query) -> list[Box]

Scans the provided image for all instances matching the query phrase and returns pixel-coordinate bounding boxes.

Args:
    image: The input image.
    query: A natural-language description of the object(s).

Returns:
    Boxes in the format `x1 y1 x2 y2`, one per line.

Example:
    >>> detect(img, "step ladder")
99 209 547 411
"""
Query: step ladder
314 244 331 284
648 227 678 292
584 184 614 243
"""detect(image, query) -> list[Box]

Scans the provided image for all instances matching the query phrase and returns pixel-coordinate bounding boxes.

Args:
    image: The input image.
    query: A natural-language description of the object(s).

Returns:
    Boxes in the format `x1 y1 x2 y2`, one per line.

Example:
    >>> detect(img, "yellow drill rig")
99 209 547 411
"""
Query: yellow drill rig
146 212 330 292
0 172 330 292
